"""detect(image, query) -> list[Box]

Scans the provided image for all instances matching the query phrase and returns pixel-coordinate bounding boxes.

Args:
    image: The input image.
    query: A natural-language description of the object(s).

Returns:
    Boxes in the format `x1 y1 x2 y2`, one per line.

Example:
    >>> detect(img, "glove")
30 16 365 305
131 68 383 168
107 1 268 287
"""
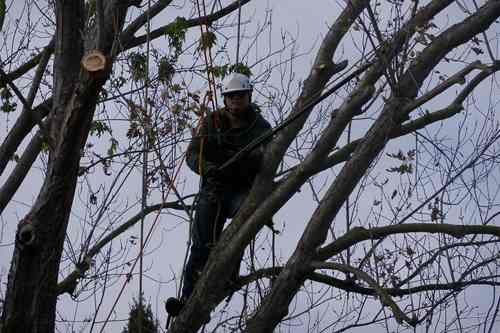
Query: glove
201 160 221 178
203 164 220 179
202 162 225 197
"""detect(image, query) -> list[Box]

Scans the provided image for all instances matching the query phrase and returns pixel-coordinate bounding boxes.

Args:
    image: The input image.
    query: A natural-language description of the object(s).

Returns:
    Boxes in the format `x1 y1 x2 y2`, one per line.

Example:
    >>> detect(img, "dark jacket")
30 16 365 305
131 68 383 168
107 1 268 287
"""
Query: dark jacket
186 105 271 191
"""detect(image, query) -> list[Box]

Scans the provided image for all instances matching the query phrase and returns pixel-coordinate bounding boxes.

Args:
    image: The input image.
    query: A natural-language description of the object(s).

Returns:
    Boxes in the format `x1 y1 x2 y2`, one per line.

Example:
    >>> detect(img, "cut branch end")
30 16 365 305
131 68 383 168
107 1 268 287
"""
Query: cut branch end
81 50 107 73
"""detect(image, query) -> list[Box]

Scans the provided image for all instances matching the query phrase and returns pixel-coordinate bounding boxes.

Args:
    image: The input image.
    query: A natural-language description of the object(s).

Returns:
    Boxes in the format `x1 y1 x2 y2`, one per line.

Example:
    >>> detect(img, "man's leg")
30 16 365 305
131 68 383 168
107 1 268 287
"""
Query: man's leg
182 192 225 300
223 189 249 286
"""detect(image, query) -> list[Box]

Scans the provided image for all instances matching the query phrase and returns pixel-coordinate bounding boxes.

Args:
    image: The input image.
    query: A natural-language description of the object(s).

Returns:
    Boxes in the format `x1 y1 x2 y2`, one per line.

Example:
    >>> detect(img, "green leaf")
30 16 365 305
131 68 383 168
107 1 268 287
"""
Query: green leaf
229 63 252 77
41 140 49 153
165 17 188 60
158 57 175 83
208 64 229 78
107 138 119 159
386 163 413 174
1 87 11 99
128 52 147 81
126 122 141 139
90 120 112 137
209 63 252 79
86 0 96 19
386 150 406 161
0 88 17 113
198 31 217 51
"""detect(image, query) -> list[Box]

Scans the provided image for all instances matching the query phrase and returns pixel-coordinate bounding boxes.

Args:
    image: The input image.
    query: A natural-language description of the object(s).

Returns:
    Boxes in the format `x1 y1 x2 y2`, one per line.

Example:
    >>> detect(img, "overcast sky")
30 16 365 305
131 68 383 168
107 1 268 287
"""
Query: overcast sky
1 1 499 332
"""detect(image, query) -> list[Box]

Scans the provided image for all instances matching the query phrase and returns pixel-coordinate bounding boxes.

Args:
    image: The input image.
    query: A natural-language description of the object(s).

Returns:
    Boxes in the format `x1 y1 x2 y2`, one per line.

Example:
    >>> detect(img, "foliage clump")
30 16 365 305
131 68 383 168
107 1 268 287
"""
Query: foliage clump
209 63 252 79
129 52 148 82
165 17 188 60
1 88 17 113
122 296 159 333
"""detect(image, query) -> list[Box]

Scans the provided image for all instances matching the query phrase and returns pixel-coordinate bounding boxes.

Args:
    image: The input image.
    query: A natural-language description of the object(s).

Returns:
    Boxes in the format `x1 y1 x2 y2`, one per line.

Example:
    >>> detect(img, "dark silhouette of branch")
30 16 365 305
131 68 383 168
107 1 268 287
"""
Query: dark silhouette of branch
122 0 252 49
317 223 500 261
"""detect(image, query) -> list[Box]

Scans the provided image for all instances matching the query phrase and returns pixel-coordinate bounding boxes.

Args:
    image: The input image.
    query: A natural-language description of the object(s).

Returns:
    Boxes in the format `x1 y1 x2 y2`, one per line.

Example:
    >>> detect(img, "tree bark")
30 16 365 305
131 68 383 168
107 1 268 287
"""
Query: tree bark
243 1 500 332
0 131 43 214
0 0 130 331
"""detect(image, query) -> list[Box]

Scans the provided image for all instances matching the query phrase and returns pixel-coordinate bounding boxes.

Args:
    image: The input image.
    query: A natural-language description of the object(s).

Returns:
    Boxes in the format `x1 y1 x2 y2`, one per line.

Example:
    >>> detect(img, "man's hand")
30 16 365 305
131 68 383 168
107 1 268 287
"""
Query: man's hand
203 162 221 179
203 163 224 201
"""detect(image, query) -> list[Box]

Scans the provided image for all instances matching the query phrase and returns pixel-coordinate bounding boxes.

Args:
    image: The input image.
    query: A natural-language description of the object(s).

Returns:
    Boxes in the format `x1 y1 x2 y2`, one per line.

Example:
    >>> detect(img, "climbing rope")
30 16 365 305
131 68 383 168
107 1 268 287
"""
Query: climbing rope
195 0 218 111
236 0 242 65
97 2 372 331
98 153 186 333
138 0 152 331
271 226 276 284
166 1 222 328
97 1 184 331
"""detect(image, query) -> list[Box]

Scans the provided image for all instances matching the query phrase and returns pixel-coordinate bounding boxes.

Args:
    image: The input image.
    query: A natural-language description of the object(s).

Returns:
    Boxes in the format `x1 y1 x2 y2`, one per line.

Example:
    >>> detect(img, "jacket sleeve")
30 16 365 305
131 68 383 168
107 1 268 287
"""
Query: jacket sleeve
237 116 272 180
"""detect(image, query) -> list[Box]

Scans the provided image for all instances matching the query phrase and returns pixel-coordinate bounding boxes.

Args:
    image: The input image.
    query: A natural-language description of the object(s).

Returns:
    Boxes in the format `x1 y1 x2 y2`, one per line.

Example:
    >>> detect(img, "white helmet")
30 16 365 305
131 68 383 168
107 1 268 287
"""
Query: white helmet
221 73 252 95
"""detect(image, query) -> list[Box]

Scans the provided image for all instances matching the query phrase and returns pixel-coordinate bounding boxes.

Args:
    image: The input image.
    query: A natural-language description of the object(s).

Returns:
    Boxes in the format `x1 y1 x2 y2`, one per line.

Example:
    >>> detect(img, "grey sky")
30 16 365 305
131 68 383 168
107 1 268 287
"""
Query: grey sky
1 1 499 332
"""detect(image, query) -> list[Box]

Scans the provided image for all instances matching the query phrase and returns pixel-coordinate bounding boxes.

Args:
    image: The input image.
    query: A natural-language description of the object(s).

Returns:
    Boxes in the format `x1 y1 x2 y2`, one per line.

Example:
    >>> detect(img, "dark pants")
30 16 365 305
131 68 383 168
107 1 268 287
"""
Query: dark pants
182 187 247 299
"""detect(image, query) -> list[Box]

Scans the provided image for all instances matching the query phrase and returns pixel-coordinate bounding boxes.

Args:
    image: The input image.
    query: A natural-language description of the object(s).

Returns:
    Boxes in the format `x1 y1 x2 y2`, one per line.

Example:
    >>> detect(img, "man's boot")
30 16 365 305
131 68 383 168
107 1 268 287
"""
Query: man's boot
165 297 184 317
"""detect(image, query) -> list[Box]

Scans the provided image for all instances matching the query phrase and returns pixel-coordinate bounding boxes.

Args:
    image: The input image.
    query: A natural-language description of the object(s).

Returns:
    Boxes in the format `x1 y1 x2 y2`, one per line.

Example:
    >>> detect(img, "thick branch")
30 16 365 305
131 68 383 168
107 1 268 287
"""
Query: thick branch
403 60 484 112
96 0 105 50
303 61 500 176
309 271 500 297
0 131 43 214
317 223 500 261
311 261 416 325
0 68 50 147
255 0 458 221
238 265 500 298
398 0 500 98
0 98 51 177
0 38 55 87
122 0 252 50
120 0 175 44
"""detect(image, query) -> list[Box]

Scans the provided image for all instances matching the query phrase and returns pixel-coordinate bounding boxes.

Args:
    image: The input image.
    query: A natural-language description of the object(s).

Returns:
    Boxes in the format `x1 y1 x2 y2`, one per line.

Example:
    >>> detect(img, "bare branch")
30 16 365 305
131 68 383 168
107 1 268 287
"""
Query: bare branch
0 131 43 214
310 272 500 297
403 60 484 112
317 223 500 261
0 67 51 148
0 38 55 86
310 61 500 172
238 265 500 299
122 0 252 50
0 98 51 176
57 200 189 295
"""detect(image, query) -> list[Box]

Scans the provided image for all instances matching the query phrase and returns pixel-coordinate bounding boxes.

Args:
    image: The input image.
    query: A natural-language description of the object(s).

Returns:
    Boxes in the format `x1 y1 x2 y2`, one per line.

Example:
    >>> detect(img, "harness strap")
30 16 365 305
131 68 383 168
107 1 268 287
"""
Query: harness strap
211 111 223 146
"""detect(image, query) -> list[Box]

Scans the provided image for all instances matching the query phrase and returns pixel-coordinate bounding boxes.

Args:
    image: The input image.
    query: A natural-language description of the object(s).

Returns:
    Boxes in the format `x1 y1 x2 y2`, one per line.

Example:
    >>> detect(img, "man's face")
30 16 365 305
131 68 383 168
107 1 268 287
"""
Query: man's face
224 90 250 115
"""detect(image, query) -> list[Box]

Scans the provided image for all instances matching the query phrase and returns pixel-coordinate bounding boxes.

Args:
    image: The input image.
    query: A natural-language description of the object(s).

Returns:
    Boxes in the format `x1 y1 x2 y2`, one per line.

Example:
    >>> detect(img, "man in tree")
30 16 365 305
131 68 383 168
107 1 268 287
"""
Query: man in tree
166 73 271 316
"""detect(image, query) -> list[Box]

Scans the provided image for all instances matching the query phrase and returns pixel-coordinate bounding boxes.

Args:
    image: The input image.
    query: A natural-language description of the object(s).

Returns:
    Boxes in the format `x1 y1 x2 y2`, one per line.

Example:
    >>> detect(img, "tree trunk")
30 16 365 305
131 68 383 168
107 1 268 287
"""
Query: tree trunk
0 0 129 331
